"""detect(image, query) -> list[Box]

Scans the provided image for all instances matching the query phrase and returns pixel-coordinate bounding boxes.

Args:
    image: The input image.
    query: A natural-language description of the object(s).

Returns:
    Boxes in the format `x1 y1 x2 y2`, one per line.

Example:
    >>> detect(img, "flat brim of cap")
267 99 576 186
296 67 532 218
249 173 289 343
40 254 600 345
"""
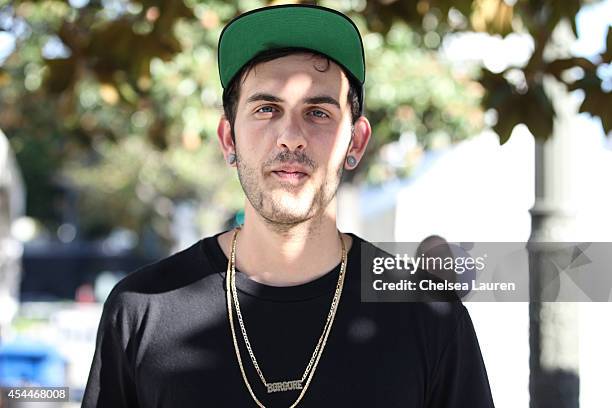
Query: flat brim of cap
218 4 365 88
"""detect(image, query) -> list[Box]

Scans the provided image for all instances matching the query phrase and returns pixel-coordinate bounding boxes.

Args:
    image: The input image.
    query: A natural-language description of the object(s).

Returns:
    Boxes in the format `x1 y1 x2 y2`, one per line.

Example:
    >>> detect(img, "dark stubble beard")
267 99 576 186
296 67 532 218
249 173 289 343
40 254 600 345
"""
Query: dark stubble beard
235 144 346 234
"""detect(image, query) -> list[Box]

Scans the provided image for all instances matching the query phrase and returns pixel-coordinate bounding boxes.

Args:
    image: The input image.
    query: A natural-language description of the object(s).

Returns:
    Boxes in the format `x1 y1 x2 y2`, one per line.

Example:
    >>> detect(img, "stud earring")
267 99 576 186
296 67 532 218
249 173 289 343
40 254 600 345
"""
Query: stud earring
346 155 357 168
228 153 236 165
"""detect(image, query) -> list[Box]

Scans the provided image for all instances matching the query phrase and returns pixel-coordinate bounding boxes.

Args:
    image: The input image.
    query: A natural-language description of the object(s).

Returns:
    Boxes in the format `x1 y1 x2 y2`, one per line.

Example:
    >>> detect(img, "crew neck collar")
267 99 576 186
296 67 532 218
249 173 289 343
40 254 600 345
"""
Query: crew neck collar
202 230 361 302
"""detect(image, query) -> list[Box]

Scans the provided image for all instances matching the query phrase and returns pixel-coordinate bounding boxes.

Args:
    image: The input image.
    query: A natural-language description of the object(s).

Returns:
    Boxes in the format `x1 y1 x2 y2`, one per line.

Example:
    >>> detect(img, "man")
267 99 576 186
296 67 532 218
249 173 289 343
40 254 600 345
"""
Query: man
83 4 495 407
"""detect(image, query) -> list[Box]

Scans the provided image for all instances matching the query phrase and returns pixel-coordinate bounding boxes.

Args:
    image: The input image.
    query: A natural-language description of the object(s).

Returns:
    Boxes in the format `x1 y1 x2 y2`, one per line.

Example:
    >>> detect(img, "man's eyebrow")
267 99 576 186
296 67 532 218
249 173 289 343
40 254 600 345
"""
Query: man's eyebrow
244 93 341 109
245 93 283 104
304 95 341 109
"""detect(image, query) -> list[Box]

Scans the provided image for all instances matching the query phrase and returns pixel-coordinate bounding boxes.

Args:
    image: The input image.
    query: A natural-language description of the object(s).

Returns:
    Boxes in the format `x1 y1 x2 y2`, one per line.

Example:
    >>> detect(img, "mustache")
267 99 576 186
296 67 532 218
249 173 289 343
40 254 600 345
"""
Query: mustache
264 150 316 171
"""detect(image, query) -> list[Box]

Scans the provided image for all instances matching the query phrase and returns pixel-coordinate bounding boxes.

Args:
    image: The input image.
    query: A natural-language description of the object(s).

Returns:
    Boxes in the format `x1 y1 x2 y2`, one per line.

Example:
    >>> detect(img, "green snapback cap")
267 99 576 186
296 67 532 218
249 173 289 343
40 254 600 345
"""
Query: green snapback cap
218 4 365 89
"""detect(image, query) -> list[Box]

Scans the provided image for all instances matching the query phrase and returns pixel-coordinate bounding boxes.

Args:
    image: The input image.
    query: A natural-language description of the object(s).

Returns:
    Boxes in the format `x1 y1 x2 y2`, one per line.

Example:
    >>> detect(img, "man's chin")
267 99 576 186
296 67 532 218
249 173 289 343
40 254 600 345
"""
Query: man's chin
264 213 311 225
260 199 315 224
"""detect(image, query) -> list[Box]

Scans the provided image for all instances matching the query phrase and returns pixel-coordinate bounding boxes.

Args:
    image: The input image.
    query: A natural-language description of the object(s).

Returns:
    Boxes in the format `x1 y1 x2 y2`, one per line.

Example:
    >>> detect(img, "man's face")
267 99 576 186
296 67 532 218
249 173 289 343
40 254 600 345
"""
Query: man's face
232 53 354 226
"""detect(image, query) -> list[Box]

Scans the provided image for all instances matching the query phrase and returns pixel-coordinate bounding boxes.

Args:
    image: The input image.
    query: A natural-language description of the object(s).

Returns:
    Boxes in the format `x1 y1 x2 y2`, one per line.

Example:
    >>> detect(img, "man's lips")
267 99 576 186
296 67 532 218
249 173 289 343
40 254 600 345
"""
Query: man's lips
270 165 310 175
269 165 310 183
271 170 308 181
272 170 307 175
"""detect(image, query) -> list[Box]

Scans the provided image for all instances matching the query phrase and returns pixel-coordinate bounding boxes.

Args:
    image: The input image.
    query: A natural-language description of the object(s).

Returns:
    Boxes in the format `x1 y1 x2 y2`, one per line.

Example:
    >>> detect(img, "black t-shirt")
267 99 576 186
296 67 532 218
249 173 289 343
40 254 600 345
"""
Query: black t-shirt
82 232 495 407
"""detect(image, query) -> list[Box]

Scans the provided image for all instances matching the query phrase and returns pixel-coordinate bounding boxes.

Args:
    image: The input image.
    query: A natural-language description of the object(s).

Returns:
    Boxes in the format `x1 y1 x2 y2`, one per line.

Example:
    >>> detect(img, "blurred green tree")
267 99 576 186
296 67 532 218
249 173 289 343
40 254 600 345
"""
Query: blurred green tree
0 0 608 247
357 0 611 143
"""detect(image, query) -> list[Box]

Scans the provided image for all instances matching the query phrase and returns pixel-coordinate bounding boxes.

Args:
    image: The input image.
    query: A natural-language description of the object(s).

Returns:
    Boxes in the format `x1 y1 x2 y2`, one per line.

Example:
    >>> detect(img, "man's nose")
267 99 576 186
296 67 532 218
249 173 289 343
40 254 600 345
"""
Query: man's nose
276 113 307 152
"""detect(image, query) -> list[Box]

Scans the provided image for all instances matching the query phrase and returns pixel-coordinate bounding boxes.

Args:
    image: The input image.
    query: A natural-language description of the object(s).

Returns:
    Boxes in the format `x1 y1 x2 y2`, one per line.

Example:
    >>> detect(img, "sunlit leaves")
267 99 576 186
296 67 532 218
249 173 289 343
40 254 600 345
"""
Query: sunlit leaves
470 0 514 36
480 68 554 143
356 0 610 143
2 0 609 244
545 55 611 134
352 17 484 182
571 71 612 134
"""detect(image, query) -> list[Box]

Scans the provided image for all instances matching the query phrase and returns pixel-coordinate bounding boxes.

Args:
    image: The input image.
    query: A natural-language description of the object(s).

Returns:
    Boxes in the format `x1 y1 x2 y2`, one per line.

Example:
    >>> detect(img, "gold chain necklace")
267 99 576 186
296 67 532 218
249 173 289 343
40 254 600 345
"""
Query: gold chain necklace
225 226 347 408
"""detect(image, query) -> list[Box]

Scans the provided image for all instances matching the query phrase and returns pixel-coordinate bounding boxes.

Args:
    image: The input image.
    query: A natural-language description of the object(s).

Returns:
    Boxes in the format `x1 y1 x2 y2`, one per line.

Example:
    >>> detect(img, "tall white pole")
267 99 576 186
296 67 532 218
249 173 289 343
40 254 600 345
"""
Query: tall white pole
528 20 581 408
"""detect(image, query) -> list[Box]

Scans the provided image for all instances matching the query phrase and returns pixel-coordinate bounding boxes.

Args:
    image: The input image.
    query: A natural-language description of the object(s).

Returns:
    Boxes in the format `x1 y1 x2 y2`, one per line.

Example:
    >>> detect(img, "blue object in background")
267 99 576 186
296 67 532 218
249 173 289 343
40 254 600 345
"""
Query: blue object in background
0 340 66 386
235 210 244 226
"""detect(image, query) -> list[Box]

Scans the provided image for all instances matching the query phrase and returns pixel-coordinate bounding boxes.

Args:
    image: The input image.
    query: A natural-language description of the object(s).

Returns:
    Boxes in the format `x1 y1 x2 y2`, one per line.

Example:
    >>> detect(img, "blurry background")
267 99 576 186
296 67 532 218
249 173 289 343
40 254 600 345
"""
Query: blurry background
0 0 610 406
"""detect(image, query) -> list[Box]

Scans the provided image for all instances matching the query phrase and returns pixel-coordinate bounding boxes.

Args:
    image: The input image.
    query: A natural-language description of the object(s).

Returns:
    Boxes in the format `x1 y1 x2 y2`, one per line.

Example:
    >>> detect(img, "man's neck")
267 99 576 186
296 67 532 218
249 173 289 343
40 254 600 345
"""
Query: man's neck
218 201 352 287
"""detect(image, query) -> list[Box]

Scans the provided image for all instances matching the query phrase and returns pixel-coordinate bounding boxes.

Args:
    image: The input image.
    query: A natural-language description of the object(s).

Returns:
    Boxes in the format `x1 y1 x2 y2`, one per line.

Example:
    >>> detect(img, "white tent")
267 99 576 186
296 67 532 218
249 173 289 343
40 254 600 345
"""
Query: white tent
0 128 25 338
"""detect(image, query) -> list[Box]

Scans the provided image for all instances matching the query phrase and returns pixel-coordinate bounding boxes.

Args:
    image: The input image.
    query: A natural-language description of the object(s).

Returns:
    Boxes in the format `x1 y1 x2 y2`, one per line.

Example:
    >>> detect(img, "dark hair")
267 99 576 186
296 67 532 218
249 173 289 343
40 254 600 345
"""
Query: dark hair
222 47 362 138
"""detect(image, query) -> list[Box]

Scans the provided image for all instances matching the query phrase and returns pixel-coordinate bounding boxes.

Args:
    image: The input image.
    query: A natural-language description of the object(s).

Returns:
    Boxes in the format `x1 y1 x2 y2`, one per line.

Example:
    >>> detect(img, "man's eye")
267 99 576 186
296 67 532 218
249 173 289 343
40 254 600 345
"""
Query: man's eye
310 110 329 118
256 106 276 114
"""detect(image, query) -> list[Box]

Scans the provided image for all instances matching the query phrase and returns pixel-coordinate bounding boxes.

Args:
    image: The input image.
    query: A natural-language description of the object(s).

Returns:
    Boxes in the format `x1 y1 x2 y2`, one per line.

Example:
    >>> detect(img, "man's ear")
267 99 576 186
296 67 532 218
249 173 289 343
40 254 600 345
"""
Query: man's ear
344 116 372 170
217 115 236 167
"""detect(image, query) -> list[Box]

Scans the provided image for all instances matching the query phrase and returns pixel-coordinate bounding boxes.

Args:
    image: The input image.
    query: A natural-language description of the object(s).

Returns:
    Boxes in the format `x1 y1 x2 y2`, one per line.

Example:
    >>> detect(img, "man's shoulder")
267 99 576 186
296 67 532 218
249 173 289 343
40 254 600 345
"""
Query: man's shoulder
346 232 466 320
117 240 206 289
400 301 471 360
410 300 468 328
346 232 386 258
350 233 461 303
102 237 220 313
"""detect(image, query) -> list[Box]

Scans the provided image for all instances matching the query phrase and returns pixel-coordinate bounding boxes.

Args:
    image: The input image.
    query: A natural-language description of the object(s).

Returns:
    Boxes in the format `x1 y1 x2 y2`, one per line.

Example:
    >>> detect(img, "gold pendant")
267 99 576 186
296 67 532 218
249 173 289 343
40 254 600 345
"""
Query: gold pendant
266 380 303 393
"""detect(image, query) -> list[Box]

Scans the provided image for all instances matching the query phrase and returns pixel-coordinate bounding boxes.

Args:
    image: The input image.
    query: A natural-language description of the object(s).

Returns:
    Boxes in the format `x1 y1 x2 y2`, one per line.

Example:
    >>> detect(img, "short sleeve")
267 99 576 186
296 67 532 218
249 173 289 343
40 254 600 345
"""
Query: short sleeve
82 292 139 408
426 305 495 408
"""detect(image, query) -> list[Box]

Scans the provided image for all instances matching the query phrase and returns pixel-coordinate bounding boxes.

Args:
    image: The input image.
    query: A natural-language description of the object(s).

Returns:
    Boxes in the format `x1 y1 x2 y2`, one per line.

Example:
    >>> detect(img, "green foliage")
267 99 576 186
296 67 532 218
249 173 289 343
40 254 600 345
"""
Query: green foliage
0 0 242 241
354 19 483 183
357 0 611 142
0 0 484 244
64 135 243 242
2 0 607 248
